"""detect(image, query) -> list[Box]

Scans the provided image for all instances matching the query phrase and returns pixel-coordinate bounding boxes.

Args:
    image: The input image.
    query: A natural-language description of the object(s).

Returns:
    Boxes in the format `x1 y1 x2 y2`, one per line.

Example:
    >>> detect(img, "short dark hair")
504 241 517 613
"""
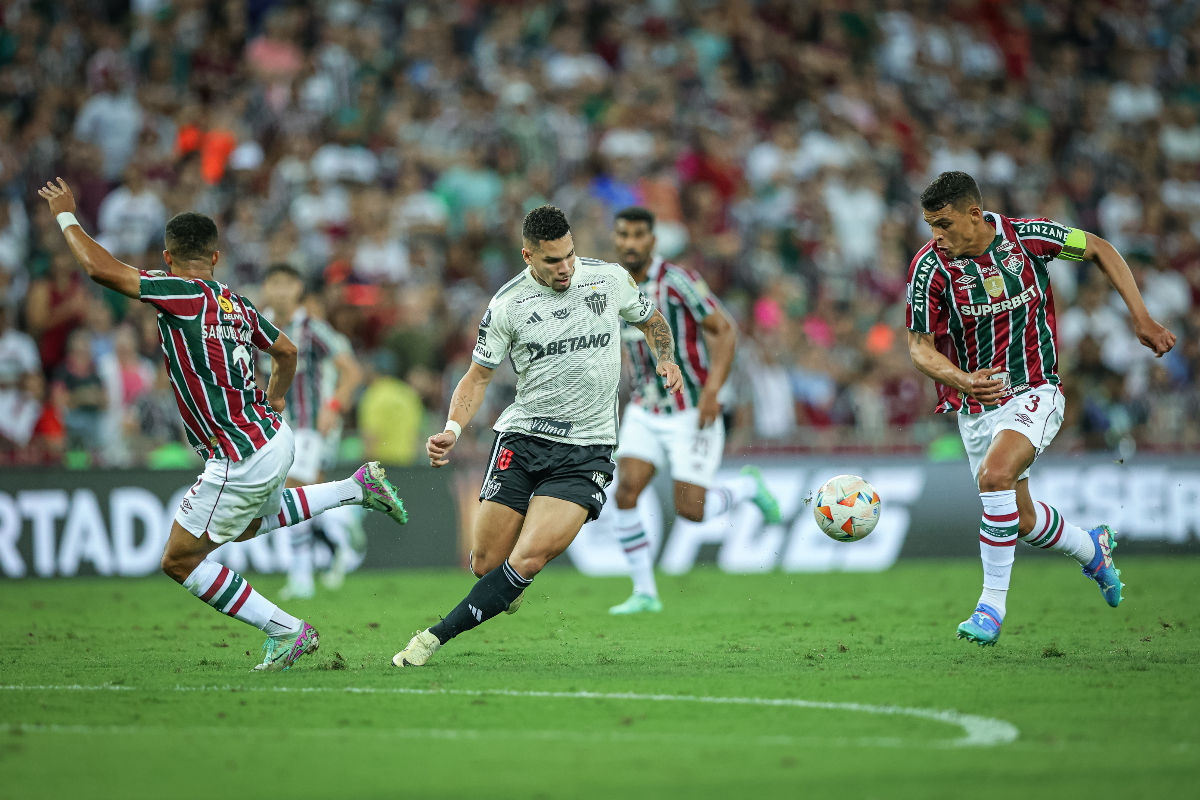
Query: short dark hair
615 206 655 231
164 212 219 262
264 263 303 282
920 171 982 212
522 205 571 247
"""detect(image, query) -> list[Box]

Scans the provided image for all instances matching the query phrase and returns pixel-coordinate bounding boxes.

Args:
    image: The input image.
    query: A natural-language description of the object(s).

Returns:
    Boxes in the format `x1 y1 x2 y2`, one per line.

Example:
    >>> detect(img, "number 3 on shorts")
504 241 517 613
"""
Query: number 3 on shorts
1025 395 1039 413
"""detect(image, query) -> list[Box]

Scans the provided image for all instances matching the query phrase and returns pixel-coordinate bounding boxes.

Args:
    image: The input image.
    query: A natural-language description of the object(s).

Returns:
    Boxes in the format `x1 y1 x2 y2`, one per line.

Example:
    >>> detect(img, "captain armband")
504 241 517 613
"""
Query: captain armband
1059 228 1087 261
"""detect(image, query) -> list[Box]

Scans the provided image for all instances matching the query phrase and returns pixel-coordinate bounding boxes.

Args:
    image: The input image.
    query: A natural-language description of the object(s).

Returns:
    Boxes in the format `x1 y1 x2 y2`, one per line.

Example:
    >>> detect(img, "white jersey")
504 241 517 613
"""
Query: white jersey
472 256 655 446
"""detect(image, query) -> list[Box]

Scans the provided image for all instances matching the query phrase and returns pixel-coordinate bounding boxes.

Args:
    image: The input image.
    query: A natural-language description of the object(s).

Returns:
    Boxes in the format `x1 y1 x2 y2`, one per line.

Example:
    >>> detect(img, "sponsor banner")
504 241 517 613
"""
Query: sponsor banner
567 455 1200 575
3 455 1198 579
0 467 457 579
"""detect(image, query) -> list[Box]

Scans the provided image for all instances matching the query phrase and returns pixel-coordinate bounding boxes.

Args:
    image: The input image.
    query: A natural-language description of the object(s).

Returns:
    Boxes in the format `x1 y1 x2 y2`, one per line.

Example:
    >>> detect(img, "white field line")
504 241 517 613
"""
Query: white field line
0 684 1019 747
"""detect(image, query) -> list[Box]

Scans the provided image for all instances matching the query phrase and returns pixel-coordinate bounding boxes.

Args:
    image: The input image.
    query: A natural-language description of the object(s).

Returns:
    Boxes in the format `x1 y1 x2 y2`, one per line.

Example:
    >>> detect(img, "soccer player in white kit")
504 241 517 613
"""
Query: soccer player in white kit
393 205 683 667
39 178 409 672
608 207 781 615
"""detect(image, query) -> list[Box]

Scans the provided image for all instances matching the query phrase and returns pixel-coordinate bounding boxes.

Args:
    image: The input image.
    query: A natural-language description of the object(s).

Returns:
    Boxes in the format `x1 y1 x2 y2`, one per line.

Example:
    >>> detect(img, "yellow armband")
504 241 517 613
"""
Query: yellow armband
1059 228 1086 261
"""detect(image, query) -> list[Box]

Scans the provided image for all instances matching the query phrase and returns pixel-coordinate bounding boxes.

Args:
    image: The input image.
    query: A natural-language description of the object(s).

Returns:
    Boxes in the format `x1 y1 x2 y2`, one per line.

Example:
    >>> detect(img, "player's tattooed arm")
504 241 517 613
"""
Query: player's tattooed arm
38 178 141 299
429 361 495 467
1081 232 1176 358
634 310 684 394
907 330 1005 404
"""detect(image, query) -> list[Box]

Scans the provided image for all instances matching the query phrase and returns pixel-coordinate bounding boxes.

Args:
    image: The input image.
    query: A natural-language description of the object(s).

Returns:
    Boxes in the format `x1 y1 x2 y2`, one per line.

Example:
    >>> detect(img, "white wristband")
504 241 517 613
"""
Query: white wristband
444 420 462 440
56 212 80 232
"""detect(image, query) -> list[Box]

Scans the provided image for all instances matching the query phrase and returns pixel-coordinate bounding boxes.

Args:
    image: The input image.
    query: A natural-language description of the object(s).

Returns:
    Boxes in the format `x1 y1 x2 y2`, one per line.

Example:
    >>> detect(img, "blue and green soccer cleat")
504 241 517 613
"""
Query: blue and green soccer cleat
957 603 1003 647
1082 525 1123 607
252 621 320 672
741 465 782 525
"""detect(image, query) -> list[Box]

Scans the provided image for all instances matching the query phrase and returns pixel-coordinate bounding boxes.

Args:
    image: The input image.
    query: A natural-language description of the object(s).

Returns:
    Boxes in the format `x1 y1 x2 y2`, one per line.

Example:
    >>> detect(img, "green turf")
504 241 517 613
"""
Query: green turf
2 558 1199 799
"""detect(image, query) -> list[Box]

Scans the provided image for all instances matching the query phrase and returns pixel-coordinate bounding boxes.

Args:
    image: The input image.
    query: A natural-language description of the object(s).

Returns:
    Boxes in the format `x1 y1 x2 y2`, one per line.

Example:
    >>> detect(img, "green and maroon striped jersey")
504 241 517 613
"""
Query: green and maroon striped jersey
906 214 1085 415
276 306 351 431
139 270 283 460
621 257 721 414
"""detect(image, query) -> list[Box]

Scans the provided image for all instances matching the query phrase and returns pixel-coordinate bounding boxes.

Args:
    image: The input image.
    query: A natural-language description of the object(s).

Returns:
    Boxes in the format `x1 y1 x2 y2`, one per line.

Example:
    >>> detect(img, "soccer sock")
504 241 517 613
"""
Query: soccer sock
615 506 658 598
288 520 314 590
977 490 1019 618
429 561 533 645
259 479 363 533
1024 501 1096 566
702 476 759 520
182 560 302 636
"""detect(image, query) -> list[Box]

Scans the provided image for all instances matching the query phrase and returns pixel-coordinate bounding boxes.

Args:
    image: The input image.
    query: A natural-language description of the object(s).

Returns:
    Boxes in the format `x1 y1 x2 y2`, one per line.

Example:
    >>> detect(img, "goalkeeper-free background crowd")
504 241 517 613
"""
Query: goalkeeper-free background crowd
1 0 1198 468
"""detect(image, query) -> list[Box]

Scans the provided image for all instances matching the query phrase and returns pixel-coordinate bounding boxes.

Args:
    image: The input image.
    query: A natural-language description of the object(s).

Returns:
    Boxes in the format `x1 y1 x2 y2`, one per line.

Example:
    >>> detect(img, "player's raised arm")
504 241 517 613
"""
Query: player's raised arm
37 178 141 299
428 361 495 467
1079 231 1176 357
263 332 298 414
633 309 683 394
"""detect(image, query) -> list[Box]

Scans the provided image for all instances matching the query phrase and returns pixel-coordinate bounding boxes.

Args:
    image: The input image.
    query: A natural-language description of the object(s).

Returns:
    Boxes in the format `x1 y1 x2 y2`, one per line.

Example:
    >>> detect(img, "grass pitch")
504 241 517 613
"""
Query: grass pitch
2 558 1198 799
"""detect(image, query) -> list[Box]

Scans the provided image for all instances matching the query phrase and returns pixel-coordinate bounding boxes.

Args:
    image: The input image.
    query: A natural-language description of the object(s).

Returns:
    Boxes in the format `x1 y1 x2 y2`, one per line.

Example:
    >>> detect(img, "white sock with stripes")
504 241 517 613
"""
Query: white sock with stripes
615 506 658 598
1024 501 1095 565
259 481 362 534
288 520 315 592
182 560 301 636
978 490 1019 618
702 476 759 520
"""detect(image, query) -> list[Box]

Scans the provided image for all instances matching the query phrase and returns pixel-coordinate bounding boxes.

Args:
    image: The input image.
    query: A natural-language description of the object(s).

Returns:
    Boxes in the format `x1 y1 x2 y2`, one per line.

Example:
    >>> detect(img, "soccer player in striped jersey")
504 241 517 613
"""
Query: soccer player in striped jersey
38 178 409 672
261 264 366 600
906 171 1176 646
607 207 780 615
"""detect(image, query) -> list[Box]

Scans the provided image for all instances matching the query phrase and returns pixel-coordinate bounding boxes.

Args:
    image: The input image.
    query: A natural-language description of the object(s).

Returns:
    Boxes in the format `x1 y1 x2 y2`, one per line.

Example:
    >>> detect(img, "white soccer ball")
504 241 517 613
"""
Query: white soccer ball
813 474 881 542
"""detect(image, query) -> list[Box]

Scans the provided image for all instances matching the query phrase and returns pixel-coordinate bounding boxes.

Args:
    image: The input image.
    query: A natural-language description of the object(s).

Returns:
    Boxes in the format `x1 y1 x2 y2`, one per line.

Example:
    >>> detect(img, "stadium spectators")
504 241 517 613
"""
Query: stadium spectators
2 0 1199 467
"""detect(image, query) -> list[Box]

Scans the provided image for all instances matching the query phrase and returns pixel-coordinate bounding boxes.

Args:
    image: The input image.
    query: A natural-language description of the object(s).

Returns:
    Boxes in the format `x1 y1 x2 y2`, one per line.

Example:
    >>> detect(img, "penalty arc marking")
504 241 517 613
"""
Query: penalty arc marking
0 684 1018 747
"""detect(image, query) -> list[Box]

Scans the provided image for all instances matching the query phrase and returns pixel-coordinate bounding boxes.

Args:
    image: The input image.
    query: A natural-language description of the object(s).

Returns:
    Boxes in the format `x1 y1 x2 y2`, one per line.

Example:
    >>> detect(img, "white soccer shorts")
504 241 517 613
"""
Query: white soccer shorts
175 423 295 544
957 383 1064 485
615 403 724 489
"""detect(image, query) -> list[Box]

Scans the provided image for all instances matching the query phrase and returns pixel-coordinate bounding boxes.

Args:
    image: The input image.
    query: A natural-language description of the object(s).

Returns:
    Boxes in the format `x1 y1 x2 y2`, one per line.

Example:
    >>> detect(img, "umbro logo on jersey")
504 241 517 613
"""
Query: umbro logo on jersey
955 275 977 287
552 308 571 319
527 312 543 324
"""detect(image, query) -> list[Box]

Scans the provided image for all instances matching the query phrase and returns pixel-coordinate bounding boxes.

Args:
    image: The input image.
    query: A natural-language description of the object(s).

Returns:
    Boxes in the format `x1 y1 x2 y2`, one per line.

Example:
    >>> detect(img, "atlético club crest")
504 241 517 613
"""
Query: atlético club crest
585 292 607 316
1002 254 1024 275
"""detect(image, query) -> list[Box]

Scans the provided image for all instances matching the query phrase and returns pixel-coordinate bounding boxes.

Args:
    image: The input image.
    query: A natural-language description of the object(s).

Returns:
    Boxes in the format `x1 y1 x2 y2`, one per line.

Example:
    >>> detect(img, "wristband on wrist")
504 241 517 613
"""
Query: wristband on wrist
56 212 80 232
444 420 462 439
326 398 343 413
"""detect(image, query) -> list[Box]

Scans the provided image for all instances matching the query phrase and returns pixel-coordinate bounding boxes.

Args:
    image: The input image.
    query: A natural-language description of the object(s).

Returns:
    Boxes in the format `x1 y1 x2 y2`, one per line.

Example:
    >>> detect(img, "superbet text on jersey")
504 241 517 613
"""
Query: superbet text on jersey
906 213 1086 415
472 256 655 446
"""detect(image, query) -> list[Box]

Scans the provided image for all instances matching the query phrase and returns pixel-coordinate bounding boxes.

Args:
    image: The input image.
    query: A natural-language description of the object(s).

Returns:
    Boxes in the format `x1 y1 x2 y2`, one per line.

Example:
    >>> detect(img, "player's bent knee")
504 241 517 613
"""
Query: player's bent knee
507 554 546 579
614 484 641 508
976 464 1017 493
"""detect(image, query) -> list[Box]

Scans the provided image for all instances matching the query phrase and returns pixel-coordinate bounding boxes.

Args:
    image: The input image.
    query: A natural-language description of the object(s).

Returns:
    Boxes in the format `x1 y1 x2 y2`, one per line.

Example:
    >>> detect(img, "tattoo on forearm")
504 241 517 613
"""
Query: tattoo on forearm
452 394 473 415
648 316 676 364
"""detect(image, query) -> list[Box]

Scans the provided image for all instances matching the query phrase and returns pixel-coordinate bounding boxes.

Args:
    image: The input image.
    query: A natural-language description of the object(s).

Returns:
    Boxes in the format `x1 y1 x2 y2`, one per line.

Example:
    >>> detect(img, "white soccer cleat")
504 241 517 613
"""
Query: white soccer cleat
505 589 524 615
392 629 442 667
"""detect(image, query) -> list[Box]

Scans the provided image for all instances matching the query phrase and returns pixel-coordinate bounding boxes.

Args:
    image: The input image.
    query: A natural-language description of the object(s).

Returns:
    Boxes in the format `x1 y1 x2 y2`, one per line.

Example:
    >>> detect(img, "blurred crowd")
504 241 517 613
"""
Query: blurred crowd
2 0 1200 468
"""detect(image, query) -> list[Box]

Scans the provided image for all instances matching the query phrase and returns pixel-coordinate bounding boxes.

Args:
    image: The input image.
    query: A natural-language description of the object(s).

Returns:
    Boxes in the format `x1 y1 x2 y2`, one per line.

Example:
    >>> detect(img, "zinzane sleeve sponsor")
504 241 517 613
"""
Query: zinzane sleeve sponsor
1011 218 1086 262
906 252 945 334
617 268 655 324
472 300 509 368
138 270 204 318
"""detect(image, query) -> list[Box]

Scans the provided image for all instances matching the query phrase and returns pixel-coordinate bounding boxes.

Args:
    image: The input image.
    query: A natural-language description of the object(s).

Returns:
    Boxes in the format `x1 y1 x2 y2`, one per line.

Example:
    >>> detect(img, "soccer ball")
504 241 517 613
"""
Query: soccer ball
813 475 881 542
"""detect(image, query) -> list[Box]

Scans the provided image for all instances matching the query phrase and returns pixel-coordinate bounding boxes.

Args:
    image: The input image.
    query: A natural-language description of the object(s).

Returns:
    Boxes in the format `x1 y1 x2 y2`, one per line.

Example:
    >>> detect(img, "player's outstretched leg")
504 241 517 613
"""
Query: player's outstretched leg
1022 502 1122 606
958 489 1018 647
259 461 408 534
698 467 781 524
394 560 532 666
162 526 320 672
